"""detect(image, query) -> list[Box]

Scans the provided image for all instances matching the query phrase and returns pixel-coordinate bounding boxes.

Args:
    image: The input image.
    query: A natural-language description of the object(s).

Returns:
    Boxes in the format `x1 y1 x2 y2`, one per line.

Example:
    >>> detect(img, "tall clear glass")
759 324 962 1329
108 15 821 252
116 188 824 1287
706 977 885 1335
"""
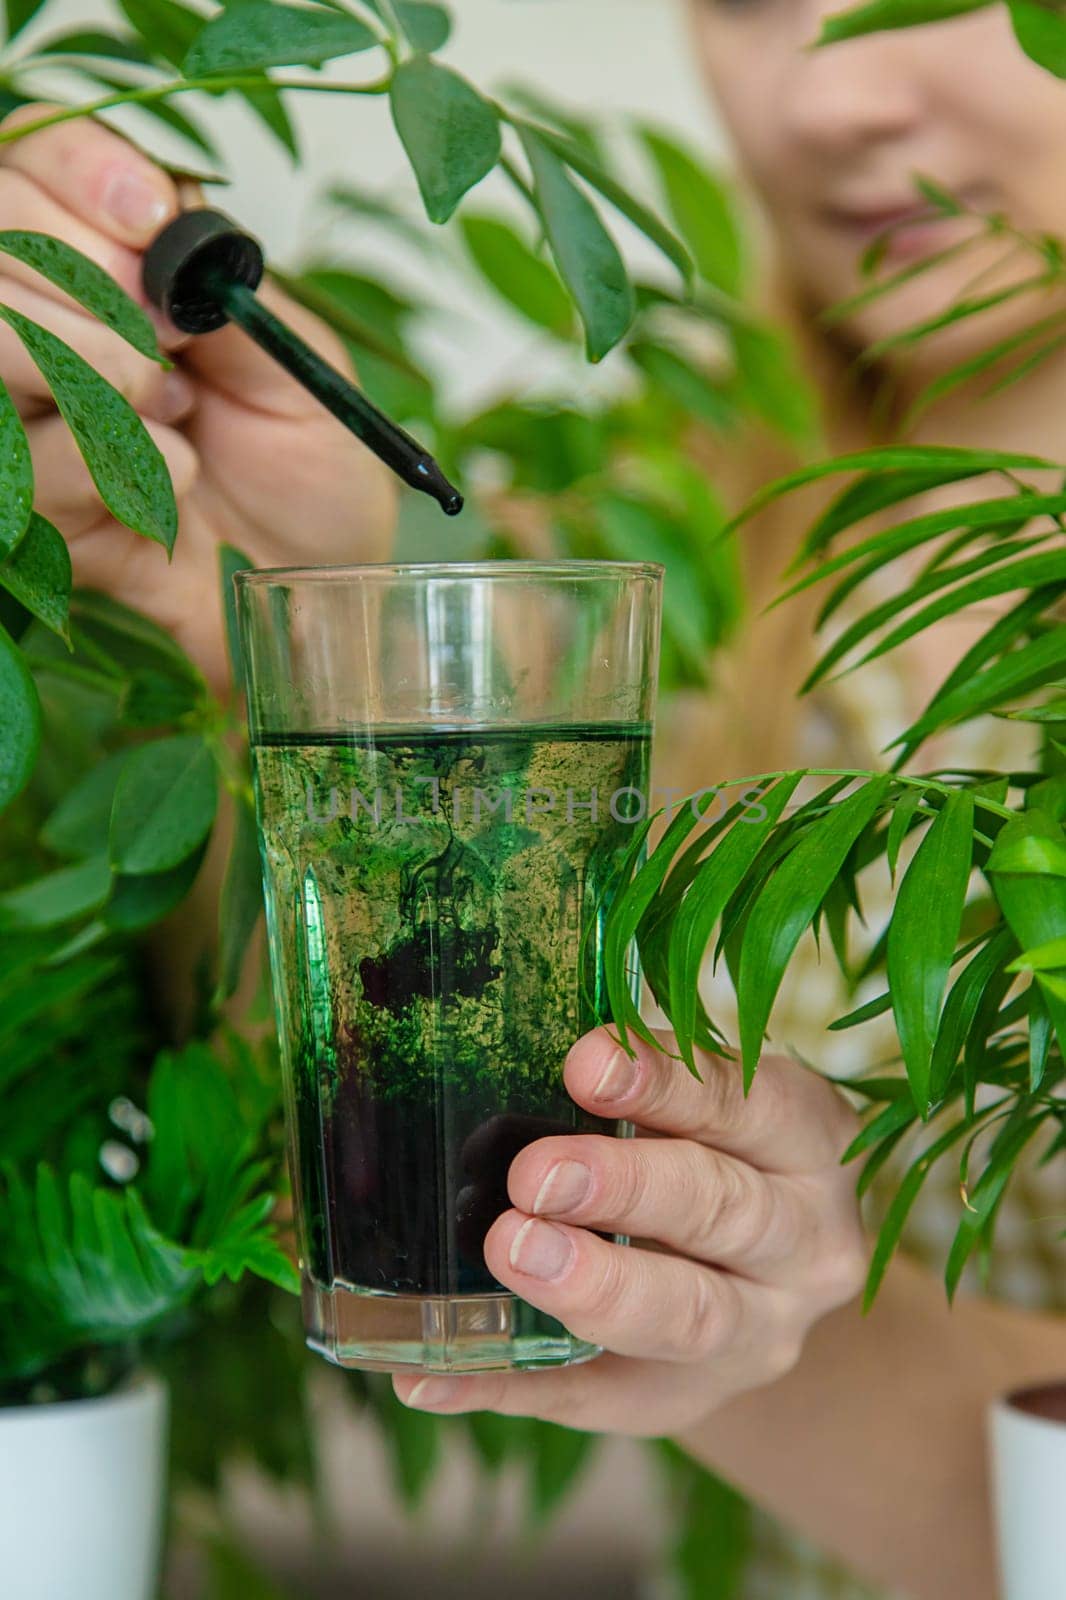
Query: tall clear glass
236 561 663 1374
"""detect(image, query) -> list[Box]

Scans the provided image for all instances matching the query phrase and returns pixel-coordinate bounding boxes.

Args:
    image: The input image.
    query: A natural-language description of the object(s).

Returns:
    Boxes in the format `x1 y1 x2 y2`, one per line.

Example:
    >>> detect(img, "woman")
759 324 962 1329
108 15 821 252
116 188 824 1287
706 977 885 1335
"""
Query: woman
1 4 1062 1590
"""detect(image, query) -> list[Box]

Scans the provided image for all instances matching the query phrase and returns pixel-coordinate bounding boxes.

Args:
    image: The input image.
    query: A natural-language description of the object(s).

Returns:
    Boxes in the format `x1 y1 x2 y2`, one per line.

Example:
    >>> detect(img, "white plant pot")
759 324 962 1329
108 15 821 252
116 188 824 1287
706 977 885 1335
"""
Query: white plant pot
0 1373 168 1600
989 1380 1066 1600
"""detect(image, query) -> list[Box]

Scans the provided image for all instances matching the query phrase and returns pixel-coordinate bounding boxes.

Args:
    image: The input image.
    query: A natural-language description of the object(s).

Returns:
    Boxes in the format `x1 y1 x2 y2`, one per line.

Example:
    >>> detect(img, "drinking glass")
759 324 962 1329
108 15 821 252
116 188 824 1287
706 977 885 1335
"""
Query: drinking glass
236 561 663 1373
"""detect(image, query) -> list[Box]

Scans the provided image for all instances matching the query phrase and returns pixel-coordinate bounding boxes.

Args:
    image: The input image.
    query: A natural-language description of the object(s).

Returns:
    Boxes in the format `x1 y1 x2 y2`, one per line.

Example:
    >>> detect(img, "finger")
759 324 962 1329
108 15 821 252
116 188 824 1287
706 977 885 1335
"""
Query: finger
477 1206 757 1364
564 1026 856 1176
392 1351 716 1436
29 411 198 536
182 277 357 415
0 168 148 309
506 1133 806 1279
0 103 178 250
0 274 188 417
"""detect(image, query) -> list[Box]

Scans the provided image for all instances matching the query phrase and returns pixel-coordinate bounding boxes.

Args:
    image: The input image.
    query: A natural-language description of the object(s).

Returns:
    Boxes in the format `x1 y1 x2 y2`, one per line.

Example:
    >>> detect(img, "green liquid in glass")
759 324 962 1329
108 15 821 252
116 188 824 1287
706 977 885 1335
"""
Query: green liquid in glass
252 723 650 1299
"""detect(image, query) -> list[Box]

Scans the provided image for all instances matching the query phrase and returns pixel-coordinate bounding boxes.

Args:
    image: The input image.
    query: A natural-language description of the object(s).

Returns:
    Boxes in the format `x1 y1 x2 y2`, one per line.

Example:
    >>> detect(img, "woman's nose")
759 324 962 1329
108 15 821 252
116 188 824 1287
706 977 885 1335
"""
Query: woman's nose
777 10 926 161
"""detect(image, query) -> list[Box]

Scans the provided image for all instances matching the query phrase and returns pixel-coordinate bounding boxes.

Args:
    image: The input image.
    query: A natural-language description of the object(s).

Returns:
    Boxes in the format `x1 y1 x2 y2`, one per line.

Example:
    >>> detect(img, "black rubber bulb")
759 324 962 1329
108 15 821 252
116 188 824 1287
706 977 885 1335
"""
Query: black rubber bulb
142 209 464 517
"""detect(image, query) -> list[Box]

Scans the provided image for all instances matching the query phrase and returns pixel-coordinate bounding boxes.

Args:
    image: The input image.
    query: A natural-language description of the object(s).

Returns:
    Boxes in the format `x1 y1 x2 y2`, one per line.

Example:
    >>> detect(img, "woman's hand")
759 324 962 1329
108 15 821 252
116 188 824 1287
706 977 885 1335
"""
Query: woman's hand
0 104 396 687
393 1026 869 1434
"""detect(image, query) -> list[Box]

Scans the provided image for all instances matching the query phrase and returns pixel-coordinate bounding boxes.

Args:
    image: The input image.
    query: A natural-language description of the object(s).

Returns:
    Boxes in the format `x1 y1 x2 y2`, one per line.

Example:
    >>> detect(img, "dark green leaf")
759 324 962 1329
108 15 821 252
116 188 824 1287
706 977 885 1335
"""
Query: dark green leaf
628 340 737 432
37 27 152 62
219 542 253 686
518 125 634 362
521 119 693 288
0 232 162 362
655 1441 751 1600
0 309 178 550
0 374 32 558
886 785 926 882
216 795 263 1000
105 842 206 931
390 55 501 225
944 1111 1047 1300
460 214 573 337
0 619 40 813
109 733 218 874
669 775 803 1074
723 446 1054 540
4 0 45 39
729 322 819 446
736 778 890 1086
0 513 70 641
1009 0 1066 76
927 926 1015 1105
116 0 203 66
1028 982 1052 1092
41 750 129 859
70 590 204 688
184 0 378 75
889 788 975 1113
239 81 299 160
895 628 1066 751
987 812 1066 1065
862 1111 981 1309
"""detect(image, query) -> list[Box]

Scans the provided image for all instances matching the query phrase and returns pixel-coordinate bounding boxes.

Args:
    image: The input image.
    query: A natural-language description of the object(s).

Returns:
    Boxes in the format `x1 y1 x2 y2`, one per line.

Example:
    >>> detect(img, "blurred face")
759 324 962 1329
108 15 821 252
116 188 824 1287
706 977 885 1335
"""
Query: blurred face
689 0 1066 373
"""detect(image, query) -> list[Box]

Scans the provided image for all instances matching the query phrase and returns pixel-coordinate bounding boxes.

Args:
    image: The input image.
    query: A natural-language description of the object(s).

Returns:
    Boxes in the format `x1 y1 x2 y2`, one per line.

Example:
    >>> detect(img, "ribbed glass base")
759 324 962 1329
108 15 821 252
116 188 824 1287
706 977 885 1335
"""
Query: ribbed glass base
302 1276 603 1373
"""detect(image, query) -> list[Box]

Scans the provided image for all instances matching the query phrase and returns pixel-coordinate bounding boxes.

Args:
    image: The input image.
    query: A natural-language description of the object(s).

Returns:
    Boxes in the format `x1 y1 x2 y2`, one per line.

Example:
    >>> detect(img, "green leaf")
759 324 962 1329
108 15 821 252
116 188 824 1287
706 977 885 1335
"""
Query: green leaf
886 790 974 1114
0 513 70 642
394 0 450 51
69 589 204 689
1009 0 1066 76
219 542 253 686
78 69 220 162
110 734 218 874
730 322 819 446
239 81 299 161
460 214 573 337
944 1110 1047 1300
0 620 40 814
1028 983 1053 1092
41 750 128 859
0 310 178 550
668 775 803 1074
216 795 264 1001
117 0 203 66
987 812 1066 1065
861 1111 977 1309
105 843 206 932
0 374 31 559
0 854 112 930
886 785 926 882
37 26 152 63
1007 934 1066 972
723 446 1054 539
184 0 378 75
818 0 991 46
0 232 162 363
736 777 890 1087
798 467 988 564
628 340 737 432
521 120 693 288
639 125 742 295
518 125 634 362
927 926 1015 1105
655 1441 752 1600
364 1375 442 1510
4 0 46 41
390 55 501 225
895 628 1066 751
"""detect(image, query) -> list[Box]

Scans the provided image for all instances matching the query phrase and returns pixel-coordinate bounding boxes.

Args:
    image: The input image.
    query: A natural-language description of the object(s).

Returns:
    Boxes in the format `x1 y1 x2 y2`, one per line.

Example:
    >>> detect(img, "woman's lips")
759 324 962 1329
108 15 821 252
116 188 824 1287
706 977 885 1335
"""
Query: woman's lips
822 202 977 263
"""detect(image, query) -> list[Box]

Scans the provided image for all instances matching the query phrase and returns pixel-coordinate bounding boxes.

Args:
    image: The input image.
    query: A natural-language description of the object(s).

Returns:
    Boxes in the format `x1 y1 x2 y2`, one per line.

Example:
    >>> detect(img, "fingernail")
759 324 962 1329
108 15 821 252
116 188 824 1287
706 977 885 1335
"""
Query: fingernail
405 1376 461 1408
532 1159 592 1216
101 165 171 236
593 1047 639 1104
157 370 194 422
509 1218 575 1281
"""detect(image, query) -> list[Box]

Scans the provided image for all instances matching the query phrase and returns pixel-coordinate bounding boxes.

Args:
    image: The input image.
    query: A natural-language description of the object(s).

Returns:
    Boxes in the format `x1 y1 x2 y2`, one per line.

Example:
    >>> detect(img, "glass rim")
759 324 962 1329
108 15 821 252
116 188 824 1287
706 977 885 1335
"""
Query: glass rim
233 558 665 587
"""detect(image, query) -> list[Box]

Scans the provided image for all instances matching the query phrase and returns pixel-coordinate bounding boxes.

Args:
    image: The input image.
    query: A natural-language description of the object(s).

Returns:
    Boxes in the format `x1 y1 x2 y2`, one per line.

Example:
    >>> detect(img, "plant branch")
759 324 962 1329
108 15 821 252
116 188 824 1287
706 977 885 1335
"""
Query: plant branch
0 72 393 145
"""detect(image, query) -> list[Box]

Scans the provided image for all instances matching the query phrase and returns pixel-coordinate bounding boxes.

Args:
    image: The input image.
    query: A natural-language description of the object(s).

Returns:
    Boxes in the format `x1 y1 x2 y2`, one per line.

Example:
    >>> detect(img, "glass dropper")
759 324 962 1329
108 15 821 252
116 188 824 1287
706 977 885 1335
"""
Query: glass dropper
142 208 464 517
